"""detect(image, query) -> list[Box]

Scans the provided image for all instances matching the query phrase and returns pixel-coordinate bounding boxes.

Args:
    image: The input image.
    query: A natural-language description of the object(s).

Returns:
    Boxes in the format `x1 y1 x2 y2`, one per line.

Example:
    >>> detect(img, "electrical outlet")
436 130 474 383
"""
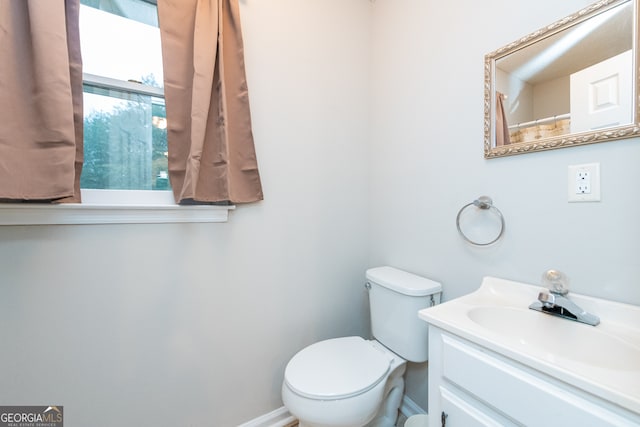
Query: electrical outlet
576 169 591 194
568 163 600 202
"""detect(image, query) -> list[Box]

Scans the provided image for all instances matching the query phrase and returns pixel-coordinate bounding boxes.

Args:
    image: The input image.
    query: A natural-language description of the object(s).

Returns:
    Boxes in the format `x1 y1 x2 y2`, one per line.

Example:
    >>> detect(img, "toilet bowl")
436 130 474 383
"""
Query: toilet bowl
282 337 406 427
282 267 442 427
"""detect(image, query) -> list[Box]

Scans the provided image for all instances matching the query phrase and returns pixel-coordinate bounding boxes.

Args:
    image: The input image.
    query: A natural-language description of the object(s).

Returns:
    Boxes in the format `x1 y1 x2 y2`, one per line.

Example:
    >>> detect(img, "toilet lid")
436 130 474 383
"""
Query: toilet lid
284 336 391 400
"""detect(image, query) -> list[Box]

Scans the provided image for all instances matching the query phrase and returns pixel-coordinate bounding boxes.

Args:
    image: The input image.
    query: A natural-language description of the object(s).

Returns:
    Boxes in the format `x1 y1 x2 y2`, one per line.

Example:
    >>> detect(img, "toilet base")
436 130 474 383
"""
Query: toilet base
365 366 405 427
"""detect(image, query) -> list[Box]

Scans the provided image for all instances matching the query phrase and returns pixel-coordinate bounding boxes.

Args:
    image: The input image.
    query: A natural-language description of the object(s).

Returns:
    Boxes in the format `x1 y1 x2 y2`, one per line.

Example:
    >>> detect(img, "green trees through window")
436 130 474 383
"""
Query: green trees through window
81 77 169 191
79 0 168 192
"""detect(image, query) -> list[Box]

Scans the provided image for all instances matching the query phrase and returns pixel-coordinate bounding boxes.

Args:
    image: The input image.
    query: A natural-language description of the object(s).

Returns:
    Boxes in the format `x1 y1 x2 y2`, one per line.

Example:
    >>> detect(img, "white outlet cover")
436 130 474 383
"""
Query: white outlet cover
568 163 601 202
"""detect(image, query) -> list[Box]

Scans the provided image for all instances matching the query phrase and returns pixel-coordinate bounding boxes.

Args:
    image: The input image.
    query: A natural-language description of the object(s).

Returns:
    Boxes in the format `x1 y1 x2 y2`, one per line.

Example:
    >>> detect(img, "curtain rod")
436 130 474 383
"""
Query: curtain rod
508 113 571 130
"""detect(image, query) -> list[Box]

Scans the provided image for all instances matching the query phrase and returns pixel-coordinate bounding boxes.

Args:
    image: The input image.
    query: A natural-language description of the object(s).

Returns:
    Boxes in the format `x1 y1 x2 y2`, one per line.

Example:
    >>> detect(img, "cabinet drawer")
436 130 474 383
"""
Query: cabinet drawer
441 334 637 427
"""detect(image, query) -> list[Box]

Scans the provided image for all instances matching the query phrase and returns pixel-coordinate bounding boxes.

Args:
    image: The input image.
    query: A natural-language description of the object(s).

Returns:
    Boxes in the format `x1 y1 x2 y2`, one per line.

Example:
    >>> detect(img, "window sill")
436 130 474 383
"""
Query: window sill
0 190 233 225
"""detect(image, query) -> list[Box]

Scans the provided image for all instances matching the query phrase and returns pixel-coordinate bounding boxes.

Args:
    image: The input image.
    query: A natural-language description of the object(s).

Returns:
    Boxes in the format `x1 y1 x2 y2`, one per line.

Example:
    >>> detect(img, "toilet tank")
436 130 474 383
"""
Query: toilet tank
366 266 442 363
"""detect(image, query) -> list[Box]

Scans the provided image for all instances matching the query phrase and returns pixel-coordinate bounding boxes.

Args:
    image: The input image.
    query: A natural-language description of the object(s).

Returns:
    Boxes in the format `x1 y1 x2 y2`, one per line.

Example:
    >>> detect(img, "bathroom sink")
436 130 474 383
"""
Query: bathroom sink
418 276 640 415
467 306 640 370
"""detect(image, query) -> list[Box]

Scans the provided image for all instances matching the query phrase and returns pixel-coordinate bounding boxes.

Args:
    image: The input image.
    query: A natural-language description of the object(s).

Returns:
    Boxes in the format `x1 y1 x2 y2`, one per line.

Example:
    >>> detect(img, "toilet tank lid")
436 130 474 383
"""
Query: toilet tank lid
366 266 441 296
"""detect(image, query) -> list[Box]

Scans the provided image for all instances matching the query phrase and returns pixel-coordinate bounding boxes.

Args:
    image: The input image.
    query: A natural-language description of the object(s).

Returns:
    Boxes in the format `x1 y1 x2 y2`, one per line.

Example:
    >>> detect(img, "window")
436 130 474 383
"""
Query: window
0 0 231 225
80 0 170 194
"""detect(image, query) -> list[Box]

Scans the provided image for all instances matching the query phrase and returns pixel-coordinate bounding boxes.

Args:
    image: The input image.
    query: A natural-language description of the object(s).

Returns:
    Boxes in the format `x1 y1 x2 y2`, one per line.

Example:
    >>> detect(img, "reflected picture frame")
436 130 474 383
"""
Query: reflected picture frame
484 0 640 158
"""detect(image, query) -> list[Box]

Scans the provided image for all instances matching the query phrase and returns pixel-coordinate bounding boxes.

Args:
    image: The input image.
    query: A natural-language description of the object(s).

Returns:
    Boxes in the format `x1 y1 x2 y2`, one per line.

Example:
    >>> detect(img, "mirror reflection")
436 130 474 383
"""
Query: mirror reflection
485 0 638 158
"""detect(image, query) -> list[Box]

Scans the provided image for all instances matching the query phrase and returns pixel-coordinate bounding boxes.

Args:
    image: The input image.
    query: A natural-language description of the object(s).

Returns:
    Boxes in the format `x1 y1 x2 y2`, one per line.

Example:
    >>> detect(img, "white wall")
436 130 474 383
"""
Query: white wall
370 0 640 411
0 1 372 425
496 67 534 125
533 75 569 119
2 0 639 424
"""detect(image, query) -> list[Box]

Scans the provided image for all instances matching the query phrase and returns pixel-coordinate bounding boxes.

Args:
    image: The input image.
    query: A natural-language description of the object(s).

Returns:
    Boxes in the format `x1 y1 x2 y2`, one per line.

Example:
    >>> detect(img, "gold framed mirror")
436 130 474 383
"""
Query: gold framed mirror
484 0 638 158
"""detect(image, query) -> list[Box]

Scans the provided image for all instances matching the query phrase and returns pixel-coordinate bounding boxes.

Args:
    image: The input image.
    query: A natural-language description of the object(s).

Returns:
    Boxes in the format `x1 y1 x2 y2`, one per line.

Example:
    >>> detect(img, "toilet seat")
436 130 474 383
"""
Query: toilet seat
284 336 391 400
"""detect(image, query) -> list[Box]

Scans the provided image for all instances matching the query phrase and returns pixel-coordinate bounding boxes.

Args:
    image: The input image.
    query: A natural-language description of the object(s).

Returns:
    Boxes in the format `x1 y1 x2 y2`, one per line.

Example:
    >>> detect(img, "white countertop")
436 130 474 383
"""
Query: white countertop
419 276 640 415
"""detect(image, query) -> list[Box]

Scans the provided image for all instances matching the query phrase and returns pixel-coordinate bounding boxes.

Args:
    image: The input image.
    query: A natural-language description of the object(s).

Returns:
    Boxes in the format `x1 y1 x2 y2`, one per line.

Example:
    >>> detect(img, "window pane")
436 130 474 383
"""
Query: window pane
81 86 169 191
80 0 158 27
79 2 163 87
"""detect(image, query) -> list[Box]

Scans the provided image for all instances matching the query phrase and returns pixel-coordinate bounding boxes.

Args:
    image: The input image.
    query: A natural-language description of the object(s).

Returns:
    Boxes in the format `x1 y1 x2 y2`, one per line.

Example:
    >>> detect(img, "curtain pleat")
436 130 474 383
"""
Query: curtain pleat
0 0 83 202
158 0 263 204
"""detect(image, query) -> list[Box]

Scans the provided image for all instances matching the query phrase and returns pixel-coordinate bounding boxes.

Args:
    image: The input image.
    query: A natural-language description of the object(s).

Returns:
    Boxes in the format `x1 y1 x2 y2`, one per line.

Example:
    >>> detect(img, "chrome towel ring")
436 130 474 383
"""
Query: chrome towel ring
456 196 505 246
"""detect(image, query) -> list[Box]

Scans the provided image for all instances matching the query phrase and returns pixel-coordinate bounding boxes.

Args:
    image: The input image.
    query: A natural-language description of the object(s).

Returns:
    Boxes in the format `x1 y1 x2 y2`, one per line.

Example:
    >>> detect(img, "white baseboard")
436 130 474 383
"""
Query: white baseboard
240 396 425 427
399 395 426 417
237 406 296 427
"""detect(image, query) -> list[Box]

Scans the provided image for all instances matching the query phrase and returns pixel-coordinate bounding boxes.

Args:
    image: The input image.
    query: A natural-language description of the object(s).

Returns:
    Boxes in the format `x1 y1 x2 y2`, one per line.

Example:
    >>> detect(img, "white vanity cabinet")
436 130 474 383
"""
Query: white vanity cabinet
428 326 640 427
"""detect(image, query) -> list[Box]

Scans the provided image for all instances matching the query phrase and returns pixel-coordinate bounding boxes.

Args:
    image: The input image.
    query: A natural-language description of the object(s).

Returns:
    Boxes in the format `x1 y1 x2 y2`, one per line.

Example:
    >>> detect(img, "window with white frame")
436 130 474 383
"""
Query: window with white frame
79 0 170 199
0 0 233 225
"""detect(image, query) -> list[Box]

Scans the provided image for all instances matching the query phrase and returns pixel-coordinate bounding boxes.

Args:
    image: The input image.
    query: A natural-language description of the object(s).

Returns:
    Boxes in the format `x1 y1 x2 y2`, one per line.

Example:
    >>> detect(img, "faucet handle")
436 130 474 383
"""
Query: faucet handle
537 291 556 308
542 269 570 295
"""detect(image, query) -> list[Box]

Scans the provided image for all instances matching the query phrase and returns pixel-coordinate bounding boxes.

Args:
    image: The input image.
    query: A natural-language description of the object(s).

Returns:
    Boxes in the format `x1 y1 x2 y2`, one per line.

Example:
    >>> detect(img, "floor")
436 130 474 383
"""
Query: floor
284 412 409 427
396 413 408 426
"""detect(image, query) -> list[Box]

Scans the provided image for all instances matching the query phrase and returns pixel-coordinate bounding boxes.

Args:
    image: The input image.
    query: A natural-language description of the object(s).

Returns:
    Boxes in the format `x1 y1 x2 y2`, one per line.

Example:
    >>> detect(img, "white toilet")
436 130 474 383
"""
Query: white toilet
282 266 442 427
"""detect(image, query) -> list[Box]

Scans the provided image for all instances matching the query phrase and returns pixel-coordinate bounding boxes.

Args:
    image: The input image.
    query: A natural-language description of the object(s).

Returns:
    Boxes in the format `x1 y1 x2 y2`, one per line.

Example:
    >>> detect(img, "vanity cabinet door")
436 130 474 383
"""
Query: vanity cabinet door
439 386 517 427
429 327 640 427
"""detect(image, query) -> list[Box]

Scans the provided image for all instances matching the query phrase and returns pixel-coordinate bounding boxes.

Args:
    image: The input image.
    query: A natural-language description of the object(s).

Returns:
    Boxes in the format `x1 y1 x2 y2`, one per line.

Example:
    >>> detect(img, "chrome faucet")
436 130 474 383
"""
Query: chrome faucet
528 270 600 326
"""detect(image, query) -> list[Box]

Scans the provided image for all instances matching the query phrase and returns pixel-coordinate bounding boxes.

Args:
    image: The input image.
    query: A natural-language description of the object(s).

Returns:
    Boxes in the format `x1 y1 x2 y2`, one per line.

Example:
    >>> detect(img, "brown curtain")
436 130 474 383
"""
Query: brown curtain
158 0 263 204
495 92 511 147
0 0 83 202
